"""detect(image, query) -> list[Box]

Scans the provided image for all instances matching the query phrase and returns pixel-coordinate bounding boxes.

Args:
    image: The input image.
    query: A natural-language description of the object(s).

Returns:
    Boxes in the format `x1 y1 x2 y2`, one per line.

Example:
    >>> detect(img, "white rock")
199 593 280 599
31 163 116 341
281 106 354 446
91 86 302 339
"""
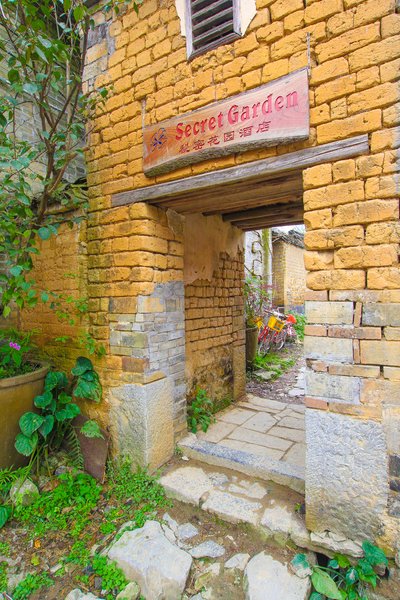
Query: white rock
189 541 225 559
177 523 199 541
116 581 141 600
65 590 99 600
261 505 310 547
310 531 363 557
163 513 178 534
9 479 39 507
160 467 214 505
244 553 311 600
162 524 177 544
108 520 192 600
202 490 262 526
225 553 250 571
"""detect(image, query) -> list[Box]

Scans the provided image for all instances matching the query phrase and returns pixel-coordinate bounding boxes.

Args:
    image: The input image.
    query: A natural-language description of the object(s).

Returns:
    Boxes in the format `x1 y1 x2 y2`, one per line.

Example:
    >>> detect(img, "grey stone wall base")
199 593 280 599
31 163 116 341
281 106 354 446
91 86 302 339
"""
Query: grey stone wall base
110 377 174 471
305 409 388 541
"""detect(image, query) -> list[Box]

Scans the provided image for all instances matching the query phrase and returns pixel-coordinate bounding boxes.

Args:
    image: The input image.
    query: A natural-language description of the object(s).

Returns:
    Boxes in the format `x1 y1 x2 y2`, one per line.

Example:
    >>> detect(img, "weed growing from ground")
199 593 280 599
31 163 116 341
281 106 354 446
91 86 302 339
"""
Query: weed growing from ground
12 572 53 599
91 555 128 600
15 471 101 538
187 388 215 433
253 350 296 379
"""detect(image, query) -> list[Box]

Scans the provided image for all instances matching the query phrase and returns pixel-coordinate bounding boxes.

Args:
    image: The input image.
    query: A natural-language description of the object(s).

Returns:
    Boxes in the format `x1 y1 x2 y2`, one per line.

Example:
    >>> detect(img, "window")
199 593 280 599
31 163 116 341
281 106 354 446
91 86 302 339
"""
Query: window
185 0 241 59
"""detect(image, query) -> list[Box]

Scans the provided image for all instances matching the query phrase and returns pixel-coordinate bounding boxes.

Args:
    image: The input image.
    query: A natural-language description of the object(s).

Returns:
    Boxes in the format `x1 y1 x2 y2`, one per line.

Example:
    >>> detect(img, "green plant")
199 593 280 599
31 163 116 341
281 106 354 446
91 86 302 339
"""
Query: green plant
292 311 306 341
0 0 141 319
15 470 101 538
91 555 128 600
11 572 53 600
293 541 388 599
253 350 295 379
0 329 37 379
244 273 272 327
187 388 215 433
14 356 103 464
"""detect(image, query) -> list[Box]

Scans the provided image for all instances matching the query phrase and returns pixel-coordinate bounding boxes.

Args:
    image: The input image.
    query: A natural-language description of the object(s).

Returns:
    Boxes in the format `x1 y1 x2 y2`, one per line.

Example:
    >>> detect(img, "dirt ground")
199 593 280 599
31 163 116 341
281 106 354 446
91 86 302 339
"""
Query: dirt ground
246 342 305 406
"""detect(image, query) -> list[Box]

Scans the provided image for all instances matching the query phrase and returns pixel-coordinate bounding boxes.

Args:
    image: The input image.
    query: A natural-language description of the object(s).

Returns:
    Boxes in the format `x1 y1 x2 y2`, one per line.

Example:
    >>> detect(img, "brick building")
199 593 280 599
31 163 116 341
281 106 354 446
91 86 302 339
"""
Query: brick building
272 228 306 310
23 0 400 554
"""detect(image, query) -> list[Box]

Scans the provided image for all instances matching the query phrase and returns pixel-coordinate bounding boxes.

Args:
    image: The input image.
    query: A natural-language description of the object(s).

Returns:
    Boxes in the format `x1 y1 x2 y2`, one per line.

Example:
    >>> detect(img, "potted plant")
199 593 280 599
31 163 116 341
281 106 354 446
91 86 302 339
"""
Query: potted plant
0 330 49 469
244 274 271 366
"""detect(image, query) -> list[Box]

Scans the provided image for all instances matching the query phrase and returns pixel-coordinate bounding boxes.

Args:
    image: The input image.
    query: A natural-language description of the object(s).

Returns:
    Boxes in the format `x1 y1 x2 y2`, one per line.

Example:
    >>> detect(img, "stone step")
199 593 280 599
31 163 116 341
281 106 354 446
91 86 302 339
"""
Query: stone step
178 433 305 494
159 460 309 549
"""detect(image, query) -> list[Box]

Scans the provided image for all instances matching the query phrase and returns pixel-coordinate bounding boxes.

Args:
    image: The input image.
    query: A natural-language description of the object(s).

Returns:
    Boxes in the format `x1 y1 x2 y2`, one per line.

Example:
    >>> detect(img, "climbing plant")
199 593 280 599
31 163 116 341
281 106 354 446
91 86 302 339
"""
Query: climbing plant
0 0 141 317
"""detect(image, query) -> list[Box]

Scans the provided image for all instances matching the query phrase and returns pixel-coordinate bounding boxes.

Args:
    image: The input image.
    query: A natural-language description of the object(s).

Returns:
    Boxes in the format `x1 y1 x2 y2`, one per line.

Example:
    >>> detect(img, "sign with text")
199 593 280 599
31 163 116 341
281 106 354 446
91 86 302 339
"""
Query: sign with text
143 68 309 177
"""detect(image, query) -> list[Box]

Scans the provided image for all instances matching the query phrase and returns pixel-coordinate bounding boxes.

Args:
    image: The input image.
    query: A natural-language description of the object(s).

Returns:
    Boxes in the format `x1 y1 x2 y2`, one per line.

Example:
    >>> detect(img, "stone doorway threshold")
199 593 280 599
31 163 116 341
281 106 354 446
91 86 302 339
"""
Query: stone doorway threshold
179 395 305 494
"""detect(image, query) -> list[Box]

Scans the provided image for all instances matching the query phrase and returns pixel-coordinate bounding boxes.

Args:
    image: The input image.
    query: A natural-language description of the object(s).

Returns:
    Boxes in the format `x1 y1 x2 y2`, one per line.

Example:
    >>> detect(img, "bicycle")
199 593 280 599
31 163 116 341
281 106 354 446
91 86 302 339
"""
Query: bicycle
258 311 297 354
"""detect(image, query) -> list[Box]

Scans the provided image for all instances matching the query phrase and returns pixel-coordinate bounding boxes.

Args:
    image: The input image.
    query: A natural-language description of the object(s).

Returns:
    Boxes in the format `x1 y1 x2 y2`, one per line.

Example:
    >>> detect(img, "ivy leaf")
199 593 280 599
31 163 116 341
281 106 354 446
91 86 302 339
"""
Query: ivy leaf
34 390 53 408
311 568 342 600
56 403 80 421
39 414 54 437
80 420 104 439
44 371 68 392
362 541 388 567
71 356 93 376
0 506 11 529
58 391 72 404
310 594 324 600
38 227 51 240
19 412 45 436
15 432 38 456
10 265 22 276
22 82 40 95
73 376 102 403
335 554 351 569
291 553 311 577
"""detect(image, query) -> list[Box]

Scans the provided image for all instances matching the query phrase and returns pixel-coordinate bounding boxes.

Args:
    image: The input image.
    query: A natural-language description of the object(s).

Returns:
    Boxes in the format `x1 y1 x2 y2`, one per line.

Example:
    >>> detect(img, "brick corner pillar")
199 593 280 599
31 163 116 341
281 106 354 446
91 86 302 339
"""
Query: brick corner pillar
87 202 186 471
302 155 400 555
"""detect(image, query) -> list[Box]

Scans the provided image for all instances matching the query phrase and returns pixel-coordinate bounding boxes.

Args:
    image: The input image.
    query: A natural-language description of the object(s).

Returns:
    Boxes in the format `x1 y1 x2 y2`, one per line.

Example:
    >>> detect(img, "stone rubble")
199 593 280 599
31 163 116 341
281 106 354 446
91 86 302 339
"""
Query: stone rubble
189 540 225 559
9 479 39 507
115 581 141 600
225 553 251 571
65 590 99 600
244 552 311 600
107 520 193 600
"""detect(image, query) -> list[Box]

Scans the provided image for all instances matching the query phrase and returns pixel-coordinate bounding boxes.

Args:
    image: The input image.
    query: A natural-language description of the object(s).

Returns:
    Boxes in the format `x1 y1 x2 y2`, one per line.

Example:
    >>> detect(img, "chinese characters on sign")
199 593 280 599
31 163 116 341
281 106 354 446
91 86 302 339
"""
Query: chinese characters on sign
143 68 310 176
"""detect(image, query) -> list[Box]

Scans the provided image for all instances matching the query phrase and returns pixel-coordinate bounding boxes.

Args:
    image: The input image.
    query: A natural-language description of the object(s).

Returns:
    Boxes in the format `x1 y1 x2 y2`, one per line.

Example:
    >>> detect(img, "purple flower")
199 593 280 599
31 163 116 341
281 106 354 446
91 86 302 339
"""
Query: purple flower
9 342 21 351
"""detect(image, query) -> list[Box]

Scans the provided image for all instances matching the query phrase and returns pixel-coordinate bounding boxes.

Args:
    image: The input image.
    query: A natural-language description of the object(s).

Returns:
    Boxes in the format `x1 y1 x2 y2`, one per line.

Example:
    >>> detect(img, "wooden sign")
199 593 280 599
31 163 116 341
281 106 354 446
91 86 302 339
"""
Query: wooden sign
143 68 309 177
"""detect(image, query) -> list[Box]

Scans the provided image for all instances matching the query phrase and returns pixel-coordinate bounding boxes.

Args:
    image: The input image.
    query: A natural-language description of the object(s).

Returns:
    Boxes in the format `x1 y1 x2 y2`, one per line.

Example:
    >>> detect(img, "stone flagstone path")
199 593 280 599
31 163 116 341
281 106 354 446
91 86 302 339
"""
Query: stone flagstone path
179 395 305 493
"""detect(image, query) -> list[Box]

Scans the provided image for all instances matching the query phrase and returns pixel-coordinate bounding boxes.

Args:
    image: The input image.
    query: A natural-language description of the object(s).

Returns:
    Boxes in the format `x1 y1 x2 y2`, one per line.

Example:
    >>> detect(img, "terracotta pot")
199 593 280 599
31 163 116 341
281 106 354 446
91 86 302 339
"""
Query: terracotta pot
245 326 258 367
0 364 49 469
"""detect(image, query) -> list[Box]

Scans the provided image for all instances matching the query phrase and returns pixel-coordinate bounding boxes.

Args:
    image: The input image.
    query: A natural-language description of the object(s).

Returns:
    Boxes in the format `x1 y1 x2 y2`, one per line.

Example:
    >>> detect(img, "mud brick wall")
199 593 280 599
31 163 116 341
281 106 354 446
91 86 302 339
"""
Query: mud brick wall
75 0 399 549
272 241 306 309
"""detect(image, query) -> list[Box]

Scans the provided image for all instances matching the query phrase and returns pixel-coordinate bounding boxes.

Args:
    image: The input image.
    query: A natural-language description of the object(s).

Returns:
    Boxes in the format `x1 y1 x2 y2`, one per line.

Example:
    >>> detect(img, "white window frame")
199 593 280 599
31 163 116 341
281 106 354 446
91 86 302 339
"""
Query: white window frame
185 0 242 60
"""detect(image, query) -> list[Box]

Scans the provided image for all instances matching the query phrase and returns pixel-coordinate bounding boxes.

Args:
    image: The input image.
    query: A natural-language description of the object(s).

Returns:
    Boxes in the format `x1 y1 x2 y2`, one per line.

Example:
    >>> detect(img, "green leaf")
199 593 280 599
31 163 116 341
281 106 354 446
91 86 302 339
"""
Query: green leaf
41 291 49 302
335 554 351 569
311 568 342 600
328 559 339 569
71 356 94 376
73 5 86 21
73 376 102 403
80 420 104 439
310 594 324 600
58 391 72 404
38 227 51 240
19 412 45 436
362 541 388 566
291 554 311 573
34 391 53 408
44 371 68 392
22 82 40 95
56 403 80 421
10 265 22 276
39 414 54 437
0 505 11 528
345 567 359 585
15 432 38 456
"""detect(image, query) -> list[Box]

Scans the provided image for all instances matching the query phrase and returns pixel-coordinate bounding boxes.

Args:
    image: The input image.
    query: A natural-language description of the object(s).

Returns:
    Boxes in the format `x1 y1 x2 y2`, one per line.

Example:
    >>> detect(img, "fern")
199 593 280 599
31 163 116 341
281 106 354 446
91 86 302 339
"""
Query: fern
64 427 84 470
0 466 30 497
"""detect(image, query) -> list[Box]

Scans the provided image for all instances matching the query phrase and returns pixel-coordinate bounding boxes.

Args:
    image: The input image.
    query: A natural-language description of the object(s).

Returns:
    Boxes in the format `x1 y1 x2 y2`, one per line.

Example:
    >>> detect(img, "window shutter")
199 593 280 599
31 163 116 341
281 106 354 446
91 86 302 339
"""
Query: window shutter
186 0 241 58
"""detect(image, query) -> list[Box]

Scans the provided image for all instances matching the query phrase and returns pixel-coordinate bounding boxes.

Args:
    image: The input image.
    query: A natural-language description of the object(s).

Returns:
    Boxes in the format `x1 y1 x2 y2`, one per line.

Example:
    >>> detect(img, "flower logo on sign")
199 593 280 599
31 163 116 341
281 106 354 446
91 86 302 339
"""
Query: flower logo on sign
150 128 168 152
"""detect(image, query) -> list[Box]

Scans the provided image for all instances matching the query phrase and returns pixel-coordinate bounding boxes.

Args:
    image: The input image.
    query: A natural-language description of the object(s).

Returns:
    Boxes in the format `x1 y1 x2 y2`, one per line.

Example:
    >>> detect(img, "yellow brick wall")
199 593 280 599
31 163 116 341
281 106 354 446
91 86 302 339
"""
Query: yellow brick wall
284 243 307 308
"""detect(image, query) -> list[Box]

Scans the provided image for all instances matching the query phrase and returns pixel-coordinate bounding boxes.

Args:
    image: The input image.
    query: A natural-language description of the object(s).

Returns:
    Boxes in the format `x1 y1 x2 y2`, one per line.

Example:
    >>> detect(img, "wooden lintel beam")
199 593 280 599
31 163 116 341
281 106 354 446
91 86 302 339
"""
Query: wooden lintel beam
223 201 304 222
111 135 369 207
240 218 304 231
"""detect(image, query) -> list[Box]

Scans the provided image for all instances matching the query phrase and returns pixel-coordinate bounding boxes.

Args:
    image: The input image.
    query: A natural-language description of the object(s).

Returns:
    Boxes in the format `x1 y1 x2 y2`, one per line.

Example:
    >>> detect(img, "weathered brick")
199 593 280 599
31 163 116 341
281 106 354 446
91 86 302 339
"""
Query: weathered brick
304 290 329 301
317 110 382 144
334 244 399 268
303 164 332 190
304 335 354 361
333 200 399 227
360 340 400 366
332 160 356 183
366 222 400 245
304 250 334 271
349 35 400 71
365 174 400 199
315 74 356 104
329 363 380 378
305 226 364 249
306 371 360 403
384 367 400 380
368 267 400 289
328 326 381 339
363 303 400 326
384 327 400 341
305 396 329 410
317 23 380 63
304 181 364 211
305 324 328 336
307 269 366 290
311 57 349 85
304 209 333 230
305 301 354 324
361 378 400 404
271 0 304 21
